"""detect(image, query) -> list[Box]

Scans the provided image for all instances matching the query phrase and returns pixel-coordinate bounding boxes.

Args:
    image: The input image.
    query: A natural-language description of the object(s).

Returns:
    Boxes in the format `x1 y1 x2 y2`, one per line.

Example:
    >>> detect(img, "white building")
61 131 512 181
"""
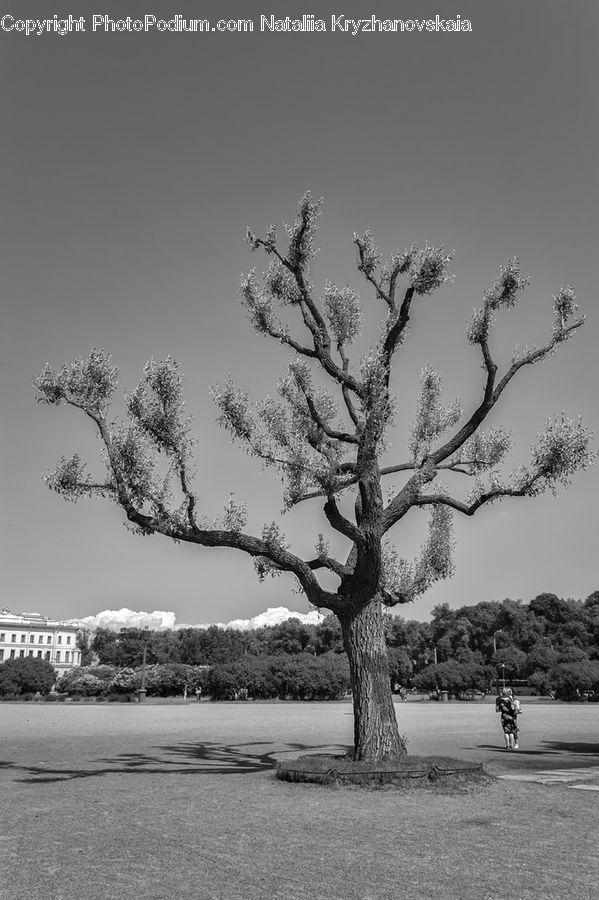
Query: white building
0 609 82 678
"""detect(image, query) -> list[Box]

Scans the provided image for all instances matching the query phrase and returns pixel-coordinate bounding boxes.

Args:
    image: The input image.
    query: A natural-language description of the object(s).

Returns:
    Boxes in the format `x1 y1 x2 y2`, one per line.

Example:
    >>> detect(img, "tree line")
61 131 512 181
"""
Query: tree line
2 591 597 701
78 591 599 700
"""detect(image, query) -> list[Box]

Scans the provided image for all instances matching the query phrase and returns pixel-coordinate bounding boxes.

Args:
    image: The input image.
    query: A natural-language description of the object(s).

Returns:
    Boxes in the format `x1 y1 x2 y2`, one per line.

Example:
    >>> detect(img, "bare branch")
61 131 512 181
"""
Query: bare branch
380 462 417 477
354 231 393 310
306 556 352 578
324 495 363 544
302 393 358 445
493 317 584 399
382 286 415 362
415 486 530 516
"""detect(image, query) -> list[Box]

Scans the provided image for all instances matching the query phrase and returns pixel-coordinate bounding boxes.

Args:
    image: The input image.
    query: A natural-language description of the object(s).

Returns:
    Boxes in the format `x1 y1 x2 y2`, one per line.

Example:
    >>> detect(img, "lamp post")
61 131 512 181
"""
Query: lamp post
426 644 438 667
493 629 503 654
500 663 506 691
137 627 150 703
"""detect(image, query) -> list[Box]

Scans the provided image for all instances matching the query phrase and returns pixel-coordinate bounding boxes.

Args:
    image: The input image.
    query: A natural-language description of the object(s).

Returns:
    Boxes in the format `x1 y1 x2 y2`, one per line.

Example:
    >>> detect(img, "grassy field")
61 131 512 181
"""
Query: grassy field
1 701 597 899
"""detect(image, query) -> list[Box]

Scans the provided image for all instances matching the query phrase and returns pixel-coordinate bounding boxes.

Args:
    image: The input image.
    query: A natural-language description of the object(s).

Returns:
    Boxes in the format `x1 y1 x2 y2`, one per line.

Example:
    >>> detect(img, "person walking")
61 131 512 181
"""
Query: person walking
495 686 520 750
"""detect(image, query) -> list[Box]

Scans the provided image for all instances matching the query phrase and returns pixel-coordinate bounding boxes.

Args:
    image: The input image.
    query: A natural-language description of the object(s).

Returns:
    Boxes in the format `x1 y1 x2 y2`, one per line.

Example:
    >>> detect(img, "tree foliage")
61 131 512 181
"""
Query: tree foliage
81 590 599 699
0 658 56 695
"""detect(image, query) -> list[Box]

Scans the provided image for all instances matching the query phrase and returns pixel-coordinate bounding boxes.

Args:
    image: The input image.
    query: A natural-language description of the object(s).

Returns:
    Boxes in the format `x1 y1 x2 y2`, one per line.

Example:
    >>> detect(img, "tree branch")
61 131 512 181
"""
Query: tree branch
323 495 363 544
492 318 584 400
382 286 415 364
302 392 358 445
414 484 533 516
306 556 352 579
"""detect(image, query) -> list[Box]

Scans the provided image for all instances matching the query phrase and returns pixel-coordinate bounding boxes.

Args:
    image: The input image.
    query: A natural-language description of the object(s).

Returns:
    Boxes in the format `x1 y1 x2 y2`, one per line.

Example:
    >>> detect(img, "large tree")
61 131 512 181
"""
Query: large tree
35 194 593 760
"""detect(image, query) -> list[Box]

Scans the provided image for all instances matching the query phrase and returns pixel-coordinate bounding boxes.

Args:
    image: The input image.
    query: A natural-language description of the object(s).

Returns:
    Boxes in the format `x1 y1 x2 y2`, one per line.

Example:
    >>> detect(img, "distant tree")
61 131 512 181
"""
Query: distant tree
91 628 119 665
548 660 599 700
528 669 553 697
177 625 246 666
529 593 573 626
0 666 19 696
35 195 593 760
492 647 527 677
582 594 599 657
524 642 559 677
387 646 413 688
313 615 344 655
149 630 182 664
454 601 502 656
555 642 589 664
111 628 152 668
76 628 94 666
413 659 490 697
583 591 599 609
176 628 209 666
264 619 316 656
0 658 56 695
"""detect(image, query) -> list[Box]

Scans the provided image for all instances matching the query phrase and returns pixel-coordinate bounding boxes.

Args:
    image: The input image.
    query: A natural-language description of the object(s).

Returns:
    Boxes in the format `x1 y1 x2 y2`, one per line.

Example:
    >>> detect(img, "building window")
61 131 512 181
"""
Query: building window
28 650 33 657
0 633 4 641
11 634 17 643
65 651 70 663
58 636 62 644
45 651 50 660
10 649 16 658
38 635 44 644
19 650 25 658
36 650 42 658
21 634 26 643
47 636 52 644
56 651 61 662
0 649 4 660
66 636 72 645
30 635 35 643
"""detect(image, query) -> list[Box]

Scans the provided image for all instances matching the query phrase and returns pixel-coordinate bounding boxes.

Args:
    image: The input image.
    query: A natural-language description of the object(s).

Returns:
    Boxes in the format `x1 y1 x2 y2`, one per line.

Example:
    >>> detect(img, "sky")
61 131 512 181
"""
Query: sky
1 0 598 627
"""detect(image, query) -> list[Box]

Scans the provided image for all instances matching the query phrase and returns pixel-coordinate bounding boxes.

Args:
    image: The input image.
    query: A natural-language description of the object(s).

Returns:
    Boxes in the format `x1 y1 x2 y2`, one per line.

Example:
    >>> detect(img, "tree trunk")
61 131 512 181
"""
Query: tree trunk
340 598 407 761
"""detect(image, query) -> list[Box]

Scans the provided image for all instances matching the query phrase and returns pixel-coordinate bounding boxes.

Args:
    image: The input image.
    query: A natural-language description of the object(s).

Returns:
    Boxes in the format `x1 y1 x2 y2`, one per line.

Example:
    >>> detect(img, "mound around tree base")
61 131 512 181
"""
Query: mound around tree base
276 754 488 788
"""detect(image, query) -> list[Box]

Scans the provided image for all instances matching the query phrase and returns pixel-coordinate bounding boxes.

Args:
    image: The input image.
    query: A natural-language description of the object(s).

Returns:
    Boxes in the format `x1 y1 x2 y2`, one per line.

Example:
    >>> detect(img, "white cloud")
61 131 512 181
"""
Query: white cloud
65 608 176 632
194 606 325 632
65 605 324 632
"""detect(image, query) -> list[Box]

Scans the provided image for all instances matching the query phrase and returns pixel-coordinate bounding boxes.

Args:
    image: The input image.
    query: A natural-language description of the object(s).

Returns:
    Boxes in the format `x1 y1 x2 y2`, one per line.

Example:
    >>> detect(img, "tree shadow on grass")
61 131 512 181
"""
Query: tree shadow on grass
540 741 599 756
473 745 561 755
0 740 351 784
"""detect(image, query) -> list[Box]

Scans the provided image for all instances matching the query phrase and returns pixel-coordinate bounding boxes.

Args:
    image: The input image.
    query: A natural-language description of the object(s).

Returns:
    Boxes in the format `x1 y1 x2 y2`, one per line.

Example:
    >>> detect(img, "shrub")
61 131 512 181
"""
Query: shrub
0 668 19 697
65 673 106 696
141 664 197 697
108 667 140 694
209 653 350 700
0 658 56 696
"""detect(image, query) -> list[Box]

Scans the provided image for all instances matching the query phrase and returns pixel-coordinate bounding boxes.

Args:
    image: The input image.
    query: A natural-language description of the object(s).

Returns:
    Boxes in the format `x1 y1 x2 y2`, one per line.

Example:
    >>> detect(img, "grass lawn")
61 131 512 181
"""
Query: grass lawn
0 701 597 899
